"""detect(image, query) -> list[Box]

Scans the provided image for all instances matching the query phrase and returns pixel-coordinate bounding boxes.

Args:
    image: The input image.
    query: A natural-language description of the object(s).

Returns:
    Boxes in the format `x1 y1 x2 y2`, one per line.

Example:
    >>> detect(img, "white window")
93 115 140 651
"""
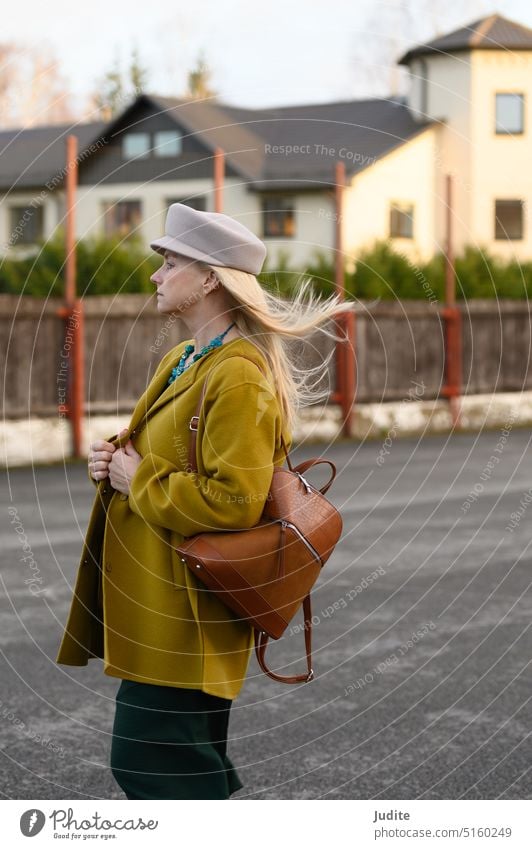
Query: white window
102 200 142 238
9 204 44 245
262 196 295 237
122 133 150 159
495 94 524 134
153 130 182 157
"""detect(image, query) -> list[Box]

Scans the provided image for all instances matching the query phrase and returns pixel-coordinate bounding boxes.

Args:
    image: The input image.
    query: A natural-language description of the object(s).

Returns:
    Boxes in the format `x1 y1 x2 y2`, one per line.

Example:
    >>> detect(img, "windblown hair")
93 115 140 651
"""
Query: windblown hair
198 262 357 435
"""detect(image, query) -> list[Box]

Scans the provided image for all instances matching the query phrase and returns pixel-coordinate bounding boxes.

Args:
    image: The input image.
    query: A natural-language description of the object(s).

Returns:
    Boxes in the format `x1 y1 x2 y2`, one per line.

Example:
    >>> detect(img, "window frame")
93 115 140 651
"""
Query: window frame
8 204 45 246
121 132 151 160
495 92 525 135
494 199 524 240
389 201 414 239
261 195 296 238
153 130 182 157
102 199 143 239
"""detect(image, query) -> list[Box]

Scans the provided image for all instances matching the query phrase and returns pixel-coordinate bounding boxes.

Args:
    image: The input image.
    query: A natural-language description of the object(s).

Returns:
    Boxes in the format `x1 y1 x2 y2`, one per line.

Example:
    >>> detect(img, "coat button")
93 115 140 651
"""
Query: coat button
119 493 128 501
105 562 112 573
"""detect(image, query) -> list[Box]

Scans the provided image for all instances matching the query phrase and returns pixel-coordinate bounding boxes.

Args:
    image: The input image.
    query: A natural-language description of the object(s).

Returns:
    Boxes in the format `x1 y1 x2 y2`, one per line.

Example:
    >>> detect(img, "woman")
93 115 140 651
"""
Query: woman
55 203 354 800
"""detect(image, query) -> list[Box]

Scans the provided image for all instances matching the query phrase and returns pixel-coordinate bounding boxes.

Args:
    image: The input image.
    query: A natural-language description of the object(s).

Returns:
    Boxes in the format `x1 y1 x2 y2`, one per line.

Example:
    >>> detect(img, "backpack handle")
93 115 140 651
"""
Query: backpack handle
254 594 314 684
293 458 337 496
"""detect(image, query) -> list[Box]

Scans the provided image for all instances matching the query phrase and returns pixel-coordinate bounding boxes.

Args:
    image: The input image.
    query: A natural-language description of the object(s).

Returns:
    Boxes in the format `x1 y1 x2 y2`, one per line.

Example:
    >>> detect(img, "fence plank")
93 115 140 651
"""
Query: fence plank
0 295 530 418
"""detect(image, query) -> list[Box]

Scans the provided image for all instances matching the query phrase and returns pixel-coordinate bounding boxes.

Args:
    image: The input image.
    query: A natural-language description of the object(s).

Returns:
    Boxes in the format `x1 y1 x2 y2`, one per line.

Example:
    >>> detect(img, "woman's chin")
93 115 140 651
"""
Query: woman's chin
157 299 181 316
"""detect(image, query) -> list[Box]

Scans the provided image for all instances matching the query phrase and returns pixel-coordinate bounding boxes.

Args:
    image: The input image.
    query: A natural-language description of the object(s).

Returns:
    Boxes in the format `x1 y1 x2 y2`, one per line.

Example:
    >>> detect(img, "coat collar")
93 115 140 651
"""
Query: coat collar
124 337 269 440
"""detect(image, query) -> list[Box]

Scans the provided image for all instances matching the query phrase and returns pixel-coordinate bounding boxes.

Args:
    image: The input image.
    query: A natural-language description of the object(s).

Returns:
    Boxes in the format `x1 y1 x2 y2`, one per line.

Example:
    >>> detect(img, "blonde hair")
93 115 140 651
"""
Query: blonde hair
198 262 357 435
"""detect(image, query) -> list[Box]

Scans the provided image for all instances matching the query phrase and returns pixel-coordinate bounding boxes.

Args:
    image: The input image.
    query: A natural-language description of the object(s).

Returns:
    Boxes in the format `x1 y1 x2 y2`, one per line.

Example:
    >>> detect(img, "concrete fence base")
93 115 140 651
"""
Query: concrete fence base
1 392 530 468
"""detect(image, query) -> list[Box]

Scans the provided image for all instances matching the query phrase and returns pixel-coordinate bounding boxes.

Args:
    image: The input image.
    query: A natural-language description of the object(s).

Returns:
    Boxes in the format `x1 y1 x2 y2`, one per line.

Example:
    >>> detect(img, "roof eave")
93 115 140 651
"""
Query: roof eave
398 43 532 65
249 120 439 190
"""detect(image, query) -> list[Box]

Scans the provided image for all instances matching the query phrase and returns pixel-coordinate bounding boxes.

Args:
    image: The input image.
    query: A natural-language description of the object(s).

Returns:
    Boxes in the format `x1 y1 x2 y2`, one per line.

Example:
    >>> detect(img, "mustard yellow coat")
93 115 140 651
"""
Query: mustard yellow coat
55 337 292 699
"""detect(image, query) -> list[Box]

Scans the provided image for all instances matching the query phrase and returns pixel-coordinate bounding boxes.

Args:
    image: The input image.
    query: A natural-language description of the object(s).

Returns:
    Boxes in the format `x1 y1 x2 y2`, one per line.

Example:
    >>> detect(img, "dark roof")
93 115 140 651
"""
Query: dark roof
0 93 435 191
219 97 434 189
131 94 266 184
93 92 435 190
0 120 106 190
398 13 532 64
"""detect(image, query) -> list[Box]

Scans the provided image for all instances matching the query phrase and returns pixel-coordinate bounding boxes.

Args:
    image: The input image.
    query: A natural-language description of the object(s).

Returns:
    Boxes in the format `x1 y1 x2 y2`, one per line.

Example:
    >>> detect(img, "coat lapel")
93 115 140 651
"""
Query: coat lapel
127 342 190 432
120 338 269 443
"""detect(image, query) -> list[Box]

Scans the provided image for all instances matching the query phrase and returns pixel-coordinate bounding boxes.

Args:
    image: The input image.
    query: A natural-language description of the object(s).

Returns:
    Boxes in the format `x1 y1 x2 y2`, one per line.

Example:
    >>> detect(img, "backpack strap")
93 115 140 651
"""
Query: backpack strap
187 353 293 472
254 594 314 684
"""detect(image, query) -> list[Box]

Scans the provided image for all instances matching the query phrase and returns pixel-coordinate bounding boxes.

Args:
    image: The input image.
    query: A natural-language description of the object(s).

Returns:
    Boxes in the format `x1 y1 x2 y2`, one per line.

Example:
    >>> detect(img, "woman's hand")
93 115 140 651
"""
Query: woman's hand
108 435 143 495
88 436 120 481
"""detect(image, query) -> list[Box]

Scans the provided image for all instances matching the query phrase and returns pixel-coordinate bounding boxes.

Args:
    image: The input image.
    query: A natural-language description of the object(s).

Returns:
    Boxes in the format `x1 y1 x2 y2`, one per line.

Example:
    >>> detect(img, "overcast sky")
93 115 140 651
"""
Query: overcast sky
4 0 532 113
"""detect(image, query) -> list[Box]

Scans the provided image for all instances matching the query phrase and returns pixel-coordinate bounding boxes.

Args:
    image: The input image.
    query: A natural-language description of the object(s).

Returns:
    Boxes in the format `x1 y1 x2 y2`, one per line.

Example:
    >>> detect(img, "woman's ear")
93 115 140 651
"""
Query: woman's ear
203 270 221 294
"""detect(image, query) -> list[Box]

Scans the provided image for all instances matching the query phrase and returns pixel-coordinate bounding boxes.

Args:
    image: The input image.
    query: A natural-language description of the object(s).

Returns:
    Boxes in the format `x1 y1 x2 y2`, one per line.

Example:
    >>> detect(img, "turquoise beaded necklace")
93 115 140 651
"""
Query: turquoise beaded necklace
167 321 237 385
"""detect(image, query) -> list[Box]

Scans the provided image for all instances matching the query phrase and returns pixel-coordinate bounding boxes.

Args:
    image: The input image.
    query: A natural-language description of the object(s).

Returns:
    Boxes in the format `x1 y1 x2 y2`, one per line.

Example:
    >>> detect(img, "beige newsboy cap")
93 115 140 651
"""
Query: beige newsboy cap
150 203 267 275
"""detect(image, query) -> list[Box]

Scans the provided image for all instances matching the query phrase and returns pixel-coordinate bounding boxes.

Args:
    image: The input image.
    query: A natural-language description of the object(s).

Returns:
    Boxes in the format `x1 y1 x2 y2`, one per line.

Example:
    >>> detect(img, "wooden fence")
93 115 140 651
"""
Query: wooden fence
0 295 530 418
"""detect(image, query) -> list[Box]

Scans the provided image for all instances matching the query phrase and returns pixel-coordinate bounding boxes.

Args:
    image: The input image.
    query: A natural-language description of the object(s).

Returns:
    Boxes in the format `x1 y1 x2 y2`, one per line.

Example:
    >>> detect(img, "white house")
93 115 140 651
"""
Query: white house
1 12 531 273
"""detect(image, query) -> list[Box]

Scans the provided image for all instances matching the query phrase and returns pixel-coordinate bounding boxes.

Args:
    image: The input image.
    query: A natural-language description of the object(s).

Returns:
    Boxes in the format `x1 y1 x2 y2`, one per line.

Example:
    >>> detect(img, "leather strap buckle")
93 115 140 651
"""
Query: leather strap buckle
306 668 314 683
189 415 199 431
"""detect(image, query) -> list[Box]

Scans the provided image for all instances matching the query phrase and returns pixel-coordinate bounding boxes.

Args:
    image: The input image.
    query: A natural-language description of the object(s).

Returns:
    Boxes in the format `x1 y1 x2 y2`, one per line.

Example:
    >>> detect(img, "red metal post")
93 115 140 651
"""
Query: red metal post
214 147 224 212
334 160 355 437
61 134 85 458
65 135 76 305
443 174 462 426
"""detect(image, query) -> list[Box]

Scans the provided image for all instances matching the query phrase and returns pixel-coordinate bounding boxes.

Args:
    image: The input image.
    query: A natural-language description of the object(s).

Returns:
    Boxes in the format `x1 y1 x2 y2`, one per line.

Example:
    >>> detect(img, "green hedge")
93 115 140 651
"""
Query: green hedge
0 232 159 297
3 234 532 299
263 241 532 300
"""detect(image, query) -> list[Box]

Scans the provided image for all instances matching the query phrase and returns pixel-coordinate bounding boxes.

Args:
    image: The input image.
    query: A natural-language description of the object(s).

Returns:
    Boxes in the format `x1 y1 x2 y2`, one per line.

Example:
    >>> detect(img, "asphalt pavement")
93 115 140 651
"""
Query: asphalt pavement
1 426 531 799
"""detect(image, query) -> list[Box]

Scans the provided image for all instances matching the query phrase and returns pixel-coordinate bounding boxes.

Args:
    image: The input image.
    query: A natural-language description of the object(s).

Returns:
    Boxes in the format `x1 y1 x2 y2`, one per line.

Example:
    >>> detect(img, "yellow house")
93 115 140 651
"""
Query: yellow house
387 12 532 264
1 13 531 270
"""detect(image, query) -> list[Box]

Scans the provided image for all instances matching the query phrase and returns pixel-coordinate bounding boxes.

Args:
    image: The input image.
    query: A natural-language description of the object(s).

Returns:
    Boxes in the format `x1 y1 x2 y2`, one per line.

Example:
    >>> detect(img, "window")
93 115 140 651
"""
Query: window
494 200 523 240
390 202 414 238
262 196 295 237
122 132 150 159
9 204 44 245
154 130 182 157
166 197 206 211
495 94 524 134
102 200 142 238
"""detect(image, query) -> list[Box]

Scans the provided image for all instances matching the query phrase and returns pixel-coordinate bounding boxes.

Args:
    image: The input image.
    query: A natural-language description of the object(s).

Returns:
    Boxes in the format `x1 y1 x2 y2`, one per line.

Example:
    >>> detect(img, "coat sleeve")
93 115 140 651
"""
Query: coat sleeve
128 380 280 536
87 345 186 489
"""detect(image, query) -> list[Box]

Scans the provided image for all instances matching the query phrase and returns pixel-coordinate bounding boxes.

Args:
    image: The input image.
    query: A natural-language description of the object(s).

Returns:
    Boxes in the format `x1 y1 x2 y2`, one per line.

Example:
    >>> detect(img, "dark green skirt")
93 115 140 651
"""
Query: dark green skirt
110 679 243 800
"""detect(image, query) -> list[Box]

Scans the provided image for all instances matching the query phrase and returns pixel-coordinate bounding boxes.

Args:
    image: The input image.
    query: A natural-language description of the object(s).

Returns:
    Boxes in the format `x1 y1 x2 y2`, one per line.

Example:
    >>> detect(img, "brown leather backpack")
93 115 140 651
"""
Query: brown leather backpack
174 354 343 684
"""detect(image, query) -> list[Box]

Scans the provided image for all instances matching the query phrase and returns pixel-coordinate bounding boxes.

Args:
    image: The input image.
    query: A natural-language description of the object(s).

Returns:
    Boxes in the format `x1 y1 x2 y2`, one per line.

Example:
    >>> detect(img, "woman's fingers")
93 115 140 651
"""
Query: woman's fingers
91 450 114 463
89 458 111 480
89 444 116 480
91 440 117 453
88 432 128 481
